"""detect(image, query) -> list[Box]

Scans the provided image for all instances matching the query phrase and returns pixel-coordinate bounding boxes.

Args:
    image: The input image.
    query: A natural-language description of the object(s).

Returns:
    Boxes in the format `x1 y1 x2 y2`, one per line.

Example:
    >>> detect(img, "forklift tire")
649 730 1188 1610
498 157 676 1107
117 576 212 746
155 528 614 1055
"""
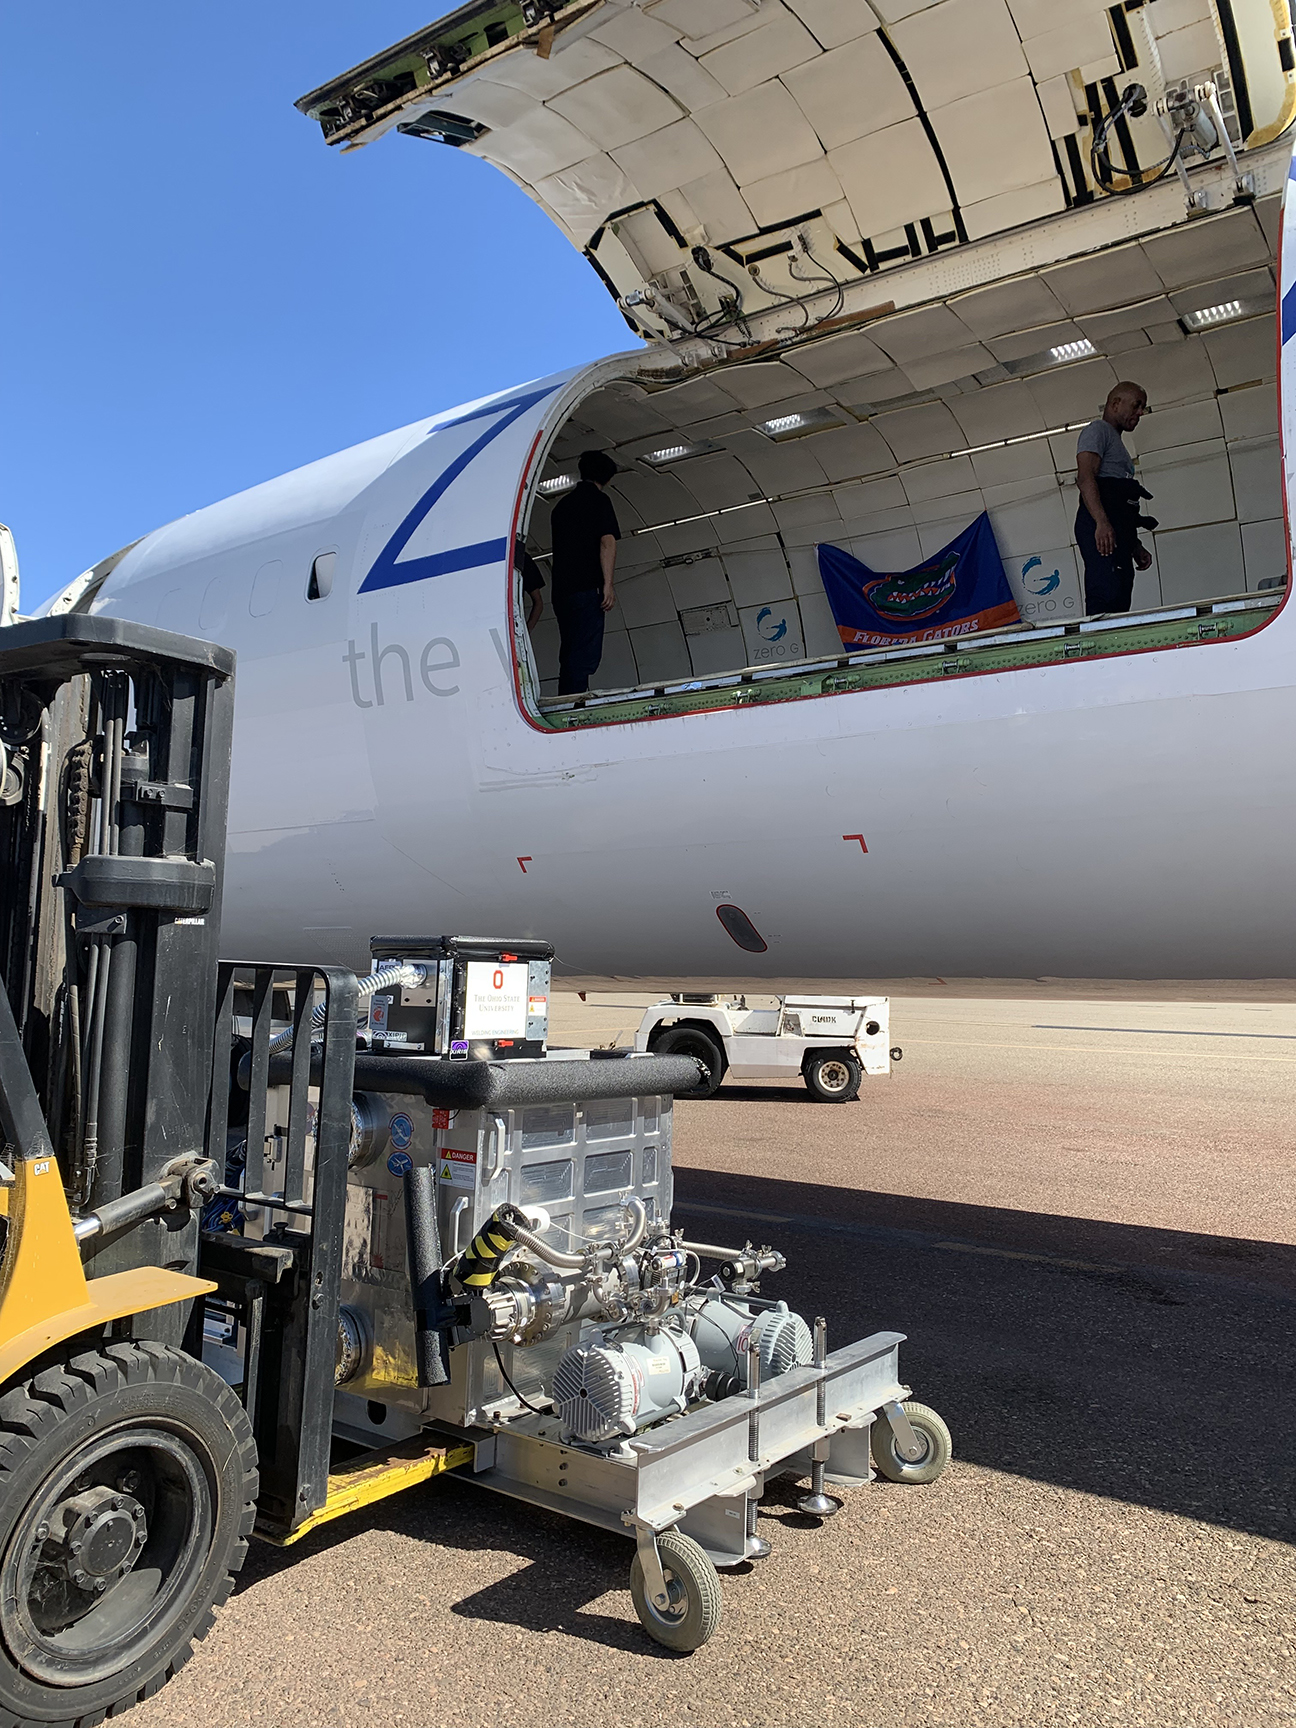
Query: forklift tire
651 1026 726 1099
0 1340 257 1728
803 1051 862 1102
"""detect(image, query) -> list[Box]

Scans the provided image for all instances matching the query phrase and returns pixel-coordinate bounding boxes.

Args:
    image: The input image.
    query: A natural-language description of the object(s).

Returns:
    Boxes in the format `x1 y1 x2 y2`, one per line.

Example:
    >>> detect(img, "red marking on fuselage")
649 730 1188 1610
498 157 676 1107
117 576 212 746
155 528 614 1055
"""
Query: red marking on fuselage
843 833 869 853
517 856 532 872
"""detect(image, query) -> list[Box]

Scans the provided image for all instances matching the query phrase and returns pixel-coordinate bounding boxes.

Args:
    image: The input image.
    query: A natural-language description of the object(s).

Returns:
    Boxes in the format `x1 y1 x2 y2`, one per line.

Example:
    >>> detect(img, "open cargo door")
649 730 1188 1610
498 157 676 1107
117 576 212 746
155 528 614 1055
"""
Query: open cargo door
299 0 1296 336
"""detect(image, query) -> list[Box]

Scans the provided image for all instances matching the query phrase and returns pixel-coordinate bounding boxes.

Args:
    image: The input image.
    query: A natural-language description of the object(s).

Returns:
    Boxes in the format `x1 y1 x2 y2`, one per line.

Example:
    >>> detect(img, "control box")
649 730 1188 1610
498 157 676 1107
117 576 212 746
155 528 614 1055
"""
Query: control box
367 935 553 1060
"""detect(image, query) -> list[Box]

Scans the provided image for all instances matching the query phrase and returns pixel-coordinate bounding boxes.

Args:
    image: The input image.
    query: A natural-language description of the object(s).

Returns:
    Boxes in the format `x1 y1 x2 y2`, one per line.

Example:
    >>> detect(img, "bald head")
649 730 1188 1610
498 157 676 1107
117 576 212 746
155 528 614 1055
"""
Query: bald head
1104 381 1147 433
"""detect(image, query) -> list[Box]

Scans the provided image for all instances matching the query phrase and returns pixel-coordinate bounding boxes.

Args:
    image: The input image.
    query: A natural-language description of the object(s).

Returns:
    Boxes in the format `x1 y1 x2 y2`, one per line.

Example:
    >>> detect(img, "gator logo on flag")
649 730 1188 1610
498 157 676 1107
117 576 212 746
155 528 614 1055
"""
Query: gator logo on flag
863 552 961 622
818 513 1019 648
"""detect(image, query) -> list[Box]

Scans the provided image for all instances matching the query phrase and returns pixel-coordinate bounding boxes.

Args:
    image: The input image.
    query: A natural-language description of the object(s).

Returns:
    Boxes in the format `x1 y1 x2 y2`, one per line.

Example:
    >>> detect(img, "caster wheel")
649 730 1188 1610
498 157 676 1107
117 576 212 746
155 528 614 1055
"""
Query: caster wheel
870 1400 953 1484
629 1530 722 1653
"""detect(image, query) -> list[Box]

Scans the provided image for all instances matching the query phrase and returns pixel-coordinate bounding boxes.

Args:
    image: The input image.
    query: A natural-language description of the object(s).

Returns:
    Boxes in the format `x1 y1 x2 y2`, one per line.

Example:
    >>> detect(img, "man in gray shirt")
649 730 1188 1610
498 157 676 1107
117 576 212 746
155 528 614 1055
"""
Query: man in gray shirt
1075 381 1153 614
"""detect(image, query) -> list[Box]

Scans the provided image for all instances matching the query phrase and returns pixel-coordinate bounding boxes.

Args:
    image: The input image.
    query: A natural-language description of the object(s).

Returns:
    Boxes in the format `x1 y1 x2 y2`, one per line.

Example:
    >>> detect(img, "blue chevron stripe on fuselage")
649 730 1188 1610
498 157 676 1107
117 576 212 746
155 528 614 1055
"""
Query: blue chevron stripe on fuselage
358 383 558 594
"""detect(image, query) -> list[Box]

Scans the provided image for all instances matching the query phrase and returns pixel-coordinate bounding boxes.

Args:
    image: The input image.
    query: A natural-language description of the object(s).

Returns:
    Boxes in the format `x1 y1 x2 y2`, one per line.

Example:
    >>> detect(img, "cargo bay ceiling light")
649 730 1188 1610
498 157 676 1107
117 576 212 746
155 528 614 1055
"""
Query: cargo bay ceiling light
758 407 844 441
1178 296 1268 332
1049 339 1096 363
1183 299 1241 326
640 439 722 467
999 337 1097 378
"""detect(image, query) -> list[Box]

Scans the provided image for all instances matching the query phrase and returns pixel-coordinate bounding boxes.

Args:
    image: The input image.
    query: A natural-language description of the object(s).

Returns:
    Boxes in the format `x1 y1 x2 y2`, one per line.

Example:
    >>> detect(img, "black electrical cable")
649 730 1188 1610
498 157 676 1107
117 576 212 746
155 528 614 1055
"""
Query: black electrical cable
1090 87 1186 197
691 246 754 342
694 321 759 349
789 245 844 326
1092 126 1183 195
492 1339 545 1413
745 262 811 338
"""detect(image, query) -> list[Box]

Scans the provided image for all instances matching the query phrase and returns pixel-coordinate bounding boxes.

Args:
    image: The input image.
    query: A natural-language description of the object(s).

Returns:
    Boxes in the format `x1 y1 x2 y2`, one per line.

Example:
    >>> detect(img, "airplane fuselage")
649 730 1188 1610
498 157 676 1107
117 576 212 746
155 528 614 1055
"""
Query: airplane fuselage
76 338 1296 982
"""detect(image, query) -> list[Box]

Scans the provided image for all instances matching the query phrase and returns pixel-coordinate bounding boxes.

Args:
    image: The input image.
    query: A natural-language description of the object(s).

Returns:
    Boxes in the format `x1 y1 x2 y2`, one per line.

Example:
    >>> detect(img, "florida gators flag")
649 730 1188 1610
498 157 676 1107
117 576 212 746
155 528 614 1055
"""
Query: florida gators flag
818 513 1019 648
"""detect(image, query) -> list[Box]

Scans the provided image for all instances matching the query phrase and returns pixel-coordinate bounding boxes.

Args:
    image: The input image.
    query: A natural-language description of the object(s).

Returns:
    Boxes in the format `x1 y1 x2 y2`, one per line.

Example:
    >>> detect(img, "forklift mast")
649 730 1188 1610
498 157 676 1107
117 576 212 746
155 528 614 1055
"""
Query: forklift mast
0 614 235 1340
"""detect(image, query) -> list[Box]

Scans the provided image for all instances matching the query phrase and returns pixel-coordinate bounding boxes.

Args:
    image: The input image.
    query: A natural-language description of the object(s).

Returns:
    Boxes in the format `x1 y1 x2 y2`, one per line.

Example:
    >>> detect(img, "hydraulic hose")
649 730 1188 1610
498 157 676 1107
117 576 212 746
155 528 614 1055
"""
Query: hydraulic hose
266 961 427 1054
404 1162 452 1386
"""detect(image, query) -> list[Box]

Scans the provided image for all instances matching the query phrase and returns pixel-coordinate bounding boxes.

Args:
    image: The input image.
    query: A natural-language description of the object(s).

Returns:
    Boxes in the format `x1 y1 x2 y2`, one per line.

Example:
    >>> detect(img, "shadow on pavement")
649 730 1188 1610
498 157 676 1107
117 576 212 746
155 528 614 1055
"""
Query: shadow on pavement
671 1155 1296 1292
236 1475 685 1652
235 1155 1296 1629
672 1165 1296 1546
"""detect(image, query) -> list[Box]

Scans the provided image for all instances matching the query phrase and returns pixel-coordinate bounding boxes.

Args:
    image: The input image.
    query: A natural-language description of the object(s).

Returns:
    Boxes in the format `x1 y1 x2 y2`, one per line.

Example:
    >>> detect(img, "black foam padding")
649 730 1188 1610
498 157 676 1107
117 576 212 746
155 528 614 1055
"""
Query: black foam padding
403 1162 451 1387
255 1049 704 1106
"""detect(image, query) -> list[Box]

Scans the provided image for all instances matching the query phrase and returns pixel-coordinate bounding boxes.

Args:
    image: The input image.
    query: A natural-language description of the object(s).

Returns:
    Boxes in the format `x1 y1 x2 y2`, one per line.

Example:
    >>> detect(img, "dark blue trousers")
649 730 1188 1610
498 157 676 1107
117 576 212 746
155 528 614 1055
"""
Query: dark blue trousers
1076 506 1135 614
554 590 605 694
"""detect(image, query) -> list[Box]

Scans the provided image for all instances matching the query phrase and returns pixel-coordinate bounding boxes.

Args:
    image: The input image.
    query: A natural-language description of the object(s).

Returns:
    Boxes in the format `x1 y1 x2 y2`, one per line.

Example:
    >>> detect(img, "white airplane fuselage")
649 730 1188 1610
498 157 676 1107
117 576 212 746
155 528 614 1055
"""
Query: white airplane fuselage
63 185 1296 984
68 347 1294 985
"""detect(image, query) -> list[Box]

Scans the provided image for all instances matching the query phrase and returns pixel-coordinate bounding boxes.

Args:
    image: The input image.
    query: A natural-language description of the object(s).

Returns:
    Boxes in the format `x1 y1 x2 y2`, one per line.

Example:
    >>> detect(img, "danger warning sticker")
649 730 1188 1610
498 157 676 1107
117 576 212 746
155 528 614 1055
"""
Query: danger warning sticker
438 1147 477 1189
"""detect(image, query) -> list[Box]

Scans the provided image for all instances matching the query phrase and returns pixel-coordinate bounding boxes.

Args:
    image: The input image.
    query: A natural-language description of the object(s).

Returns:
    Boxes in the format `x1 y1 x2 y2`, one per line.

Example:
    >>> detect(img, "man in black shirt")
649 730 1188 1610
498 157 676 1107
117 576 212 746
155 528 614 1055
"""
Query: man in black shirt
548 448 619 695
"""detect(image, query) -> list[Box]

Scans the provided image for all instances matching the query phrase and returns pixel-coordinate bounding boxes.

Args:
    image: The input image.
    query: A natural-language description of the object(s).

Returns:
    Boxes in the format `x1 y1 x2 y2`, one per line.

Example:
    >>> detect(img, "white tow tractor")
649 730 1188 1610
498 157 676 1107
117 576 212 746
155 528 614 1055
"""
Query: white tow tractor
634 994 901 1102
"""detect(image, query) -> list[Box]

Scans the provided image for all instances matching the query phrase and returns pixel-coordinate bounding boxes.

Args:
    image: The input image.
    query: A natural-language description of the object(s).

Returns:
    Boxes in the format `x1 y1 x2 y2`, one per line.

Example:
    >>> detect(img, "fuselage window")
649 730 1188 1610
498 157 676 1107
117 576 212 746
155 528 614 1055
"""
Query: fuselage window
716 905 768 954
307 552 336 601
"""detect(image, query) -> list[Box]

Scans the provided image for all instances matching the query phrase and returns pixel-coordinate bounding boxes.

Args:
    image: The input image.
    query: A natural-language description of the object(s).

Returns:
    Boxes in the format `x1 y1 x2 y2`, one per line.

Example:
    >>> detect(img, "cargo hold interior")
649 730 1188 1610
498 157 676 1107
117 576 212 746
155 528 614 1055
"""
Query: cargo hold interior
517 198 1285 720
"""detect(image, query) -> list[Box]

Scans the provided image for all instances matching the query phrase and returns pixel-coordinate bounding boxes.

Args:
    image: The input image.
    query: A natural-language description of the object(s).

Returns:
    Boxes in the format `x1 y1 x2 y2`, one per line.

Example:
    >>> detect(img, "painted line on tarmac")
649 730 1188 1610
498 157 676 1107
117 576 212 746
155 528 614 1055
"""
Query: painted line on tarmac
899 1038 1296 1061
673 1198 1123 1273
931 1239 1122 1273
1035 1025 1296 1039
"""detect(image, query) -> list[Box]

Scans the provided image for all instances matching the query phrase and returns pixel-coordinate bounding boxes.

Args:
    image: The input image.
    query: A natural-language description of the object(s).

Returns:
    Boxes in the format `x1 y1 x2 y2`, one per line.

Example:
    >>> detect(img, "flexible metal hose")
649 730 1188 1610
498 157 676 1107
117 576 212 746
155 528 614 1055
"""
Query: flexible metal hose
266 961 427 1054
508 1195 648 1270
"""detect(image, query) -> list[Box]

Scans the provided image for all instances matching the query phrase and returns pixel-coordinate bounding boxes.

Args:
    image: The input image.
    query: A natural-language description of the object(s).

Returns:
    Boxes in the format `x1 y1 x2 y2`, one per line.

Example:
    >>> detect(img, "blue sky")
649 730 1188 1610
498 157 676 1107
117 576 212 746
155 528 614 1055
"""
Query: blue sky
1 6 632 610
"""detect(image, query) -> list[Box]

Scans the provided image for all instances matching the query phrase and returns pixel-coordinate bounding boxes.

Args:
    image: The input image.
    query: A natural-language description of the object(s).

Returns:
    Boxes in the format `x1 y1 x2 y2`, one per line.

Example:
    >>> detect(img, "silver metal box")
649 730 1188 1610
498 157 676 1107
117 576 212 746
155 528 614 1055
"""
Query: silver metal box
338 1081 673 1429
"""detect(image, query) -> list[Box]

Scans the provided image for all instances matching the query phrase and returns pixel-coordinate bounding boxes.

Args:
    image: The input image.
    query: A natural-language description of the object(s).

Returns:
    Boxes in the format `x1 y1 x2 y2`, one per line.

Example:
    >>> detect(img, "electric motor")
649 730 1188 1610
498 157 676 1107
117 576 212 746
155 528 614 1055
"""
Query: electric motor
347 1093 389 1168
552 1325 703 1444
686 1296 812 1394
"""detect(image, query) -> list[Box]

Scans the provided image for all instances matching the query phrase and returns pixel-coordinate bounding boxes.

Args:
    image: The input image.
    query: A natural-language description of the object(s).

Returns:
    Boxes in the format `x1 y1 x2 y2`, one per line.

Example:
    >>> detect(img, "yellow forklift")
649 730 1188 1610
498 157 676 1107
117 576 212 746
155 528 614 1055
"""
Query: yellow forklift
0 615 367 1726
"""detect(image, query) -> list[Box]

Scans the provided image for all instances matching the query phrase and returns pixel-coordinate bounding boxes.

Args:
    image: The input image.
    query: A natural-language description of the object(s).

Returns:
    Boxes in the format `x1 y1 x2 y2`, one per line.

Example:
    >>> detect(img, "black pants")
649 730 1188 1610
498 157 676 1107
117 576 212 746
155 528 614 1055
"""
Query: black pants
554 590 605 695
1076 505 1134 614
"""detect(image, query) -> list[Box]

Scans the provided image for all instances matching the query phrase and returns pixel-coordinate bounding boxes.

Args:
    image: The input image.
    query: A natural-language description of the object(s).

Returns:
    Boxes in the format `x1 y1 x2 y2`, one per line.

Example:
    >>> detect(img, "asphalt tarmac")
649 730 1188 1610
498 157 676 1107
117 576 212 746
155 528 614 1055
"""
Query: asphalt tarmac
134 994 1296 1728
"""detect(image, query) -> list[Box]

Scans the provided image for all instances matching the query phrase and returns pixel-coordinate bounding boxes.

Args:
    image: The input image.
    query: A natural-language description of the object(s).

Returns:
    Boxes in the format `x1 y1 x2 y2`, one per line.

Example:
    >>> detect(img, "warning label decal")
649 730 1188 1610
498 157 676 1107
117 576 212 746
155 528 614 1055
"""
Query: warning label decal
438 1147 477 1189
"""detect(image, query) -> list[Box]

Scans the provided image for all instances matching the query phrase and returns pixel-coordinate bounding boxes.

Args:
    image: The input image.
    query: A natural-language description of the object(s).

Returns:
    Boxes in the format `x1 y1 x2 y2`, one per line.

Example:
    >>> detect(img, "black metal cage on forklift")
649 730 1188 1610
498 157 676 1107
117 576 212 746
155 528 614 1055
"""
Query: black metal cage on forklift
203 961 359 1537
